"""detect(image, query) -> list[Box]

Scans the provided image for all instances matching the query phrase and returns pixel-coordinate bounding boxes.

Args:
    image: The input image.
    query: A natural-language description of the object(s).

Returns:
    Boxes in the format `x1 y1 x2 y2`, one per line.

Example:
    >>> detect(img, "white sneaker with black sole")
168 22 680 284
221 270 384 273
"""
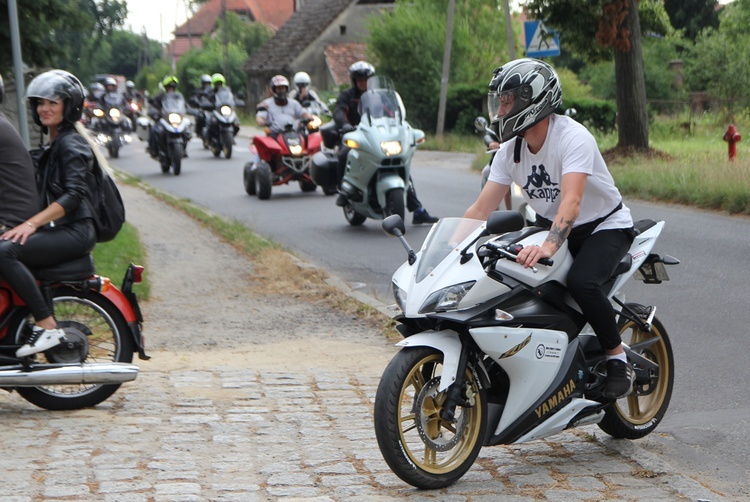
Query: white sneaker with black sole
16 327 66 358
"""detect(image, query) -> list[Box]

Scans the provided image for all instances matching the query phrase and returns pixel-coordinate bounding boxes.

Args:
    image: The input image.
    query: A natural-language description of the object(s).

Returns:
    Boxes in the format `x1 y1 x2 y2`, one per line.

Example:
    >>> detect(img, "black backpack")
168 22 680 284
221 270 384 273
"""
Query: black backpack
87 159 126 243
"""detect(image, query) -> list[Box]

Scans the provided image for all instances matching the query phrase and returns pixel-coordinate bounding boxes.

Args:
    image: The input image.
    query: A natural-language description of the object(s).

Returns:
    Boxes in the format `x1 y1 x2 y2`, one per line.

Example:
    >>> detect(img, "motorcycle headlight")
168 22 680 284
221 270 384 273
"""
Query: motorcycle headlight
109 108 121 122
289 145 303 155
131 102 140 112
220 105 232 117
308 116 322 130
419 281 475 314
93 108 105 118
168 113 182 126
393 281 407 312
381 141 402 156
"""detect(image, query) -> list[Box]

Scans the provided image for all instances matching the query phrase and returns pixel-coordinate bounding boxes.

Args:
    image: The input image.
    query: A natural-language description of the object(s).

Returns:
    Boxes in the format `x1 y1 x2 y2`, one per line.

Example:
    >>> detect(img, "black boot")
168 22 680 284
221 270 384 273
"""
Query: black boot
412 208 439 224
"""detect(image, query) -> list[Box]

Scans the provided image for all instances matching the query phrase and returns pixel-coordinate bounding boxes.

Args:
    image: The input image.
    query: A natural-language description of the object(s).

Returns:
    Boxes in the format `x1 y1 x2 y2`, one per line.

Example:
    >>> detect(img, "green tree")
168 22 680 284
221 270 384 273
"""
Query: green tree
525 0 672 151
664 0 720 41
368 0 515 131
683 0 750 108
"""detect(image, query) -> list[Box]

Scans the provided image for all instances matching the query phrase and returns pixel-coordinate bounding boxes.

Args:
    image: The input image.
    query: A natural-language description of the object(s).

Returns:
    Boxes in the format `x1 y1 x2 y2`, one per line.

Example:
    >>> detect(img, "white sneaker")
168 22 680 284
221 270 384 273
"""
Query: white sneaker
16 327 66 357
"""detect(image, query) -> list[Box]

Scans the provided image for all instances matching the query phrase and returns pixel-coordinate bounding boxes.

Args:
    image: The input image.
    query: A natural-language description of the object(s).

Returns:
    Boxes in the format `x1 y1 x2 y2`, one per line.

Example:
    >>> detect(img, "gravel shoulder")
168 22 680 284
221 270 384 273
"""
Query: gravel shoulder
120 183 398 376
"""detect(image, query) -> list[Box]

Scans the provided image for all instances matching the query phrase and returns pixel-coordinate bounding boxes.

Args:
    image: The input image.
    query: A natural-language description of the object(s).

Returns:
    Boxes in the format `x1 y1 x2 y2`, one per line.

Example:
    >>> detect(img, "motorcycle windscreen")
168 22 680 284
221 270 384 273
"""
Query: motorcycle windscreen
214 88 235 107
415 218 484 283
358 89 404 122
162 93 187 114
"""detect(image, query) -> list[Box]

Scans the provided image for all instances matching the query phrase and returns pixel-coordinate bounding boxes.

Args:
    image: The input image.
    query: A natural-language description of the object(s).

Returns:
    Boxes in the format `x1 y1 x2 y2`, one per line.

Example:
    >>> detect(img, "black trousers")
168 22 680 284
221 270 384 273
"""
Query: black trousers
0 221 96 321
337 146 423 212
566 229 634 351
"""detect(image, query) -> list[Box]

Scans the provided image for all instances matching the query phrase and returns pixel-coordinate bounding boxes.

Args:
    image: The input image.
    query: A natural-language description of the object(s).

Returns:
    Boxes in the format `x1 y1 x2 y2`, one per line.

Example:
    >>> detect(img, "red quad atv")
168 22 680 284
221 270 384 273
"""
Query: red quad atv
243 115 337 199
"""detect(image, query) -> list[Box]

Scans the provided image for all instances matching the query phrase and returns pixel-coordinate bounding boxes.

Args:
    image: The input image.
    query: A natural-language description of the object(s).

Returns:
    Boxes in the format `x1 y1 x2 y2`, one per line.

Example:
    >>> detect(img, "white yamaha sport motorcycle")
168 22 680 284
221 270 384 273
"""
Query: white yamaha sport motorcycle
374 212 679 489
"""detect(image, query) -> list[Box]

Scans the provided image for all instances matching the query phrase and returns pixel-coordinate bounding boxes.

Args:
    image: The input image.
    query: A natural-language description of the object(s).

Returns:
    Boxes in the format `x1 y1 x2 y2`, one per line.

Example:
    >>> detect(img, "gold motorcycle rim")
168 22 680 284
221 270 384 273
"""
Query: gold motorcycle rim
397 353 482 474
616 321 670 424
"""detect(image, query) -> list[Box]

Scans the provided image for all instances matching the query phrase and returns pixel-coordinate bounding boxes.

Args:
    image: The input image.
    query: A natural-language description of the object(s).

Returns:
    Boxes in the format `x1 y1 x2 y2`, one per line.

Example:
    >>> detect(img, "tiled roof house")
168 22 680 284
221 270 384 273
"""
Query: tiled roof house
167 0 295 64
243 0 393 107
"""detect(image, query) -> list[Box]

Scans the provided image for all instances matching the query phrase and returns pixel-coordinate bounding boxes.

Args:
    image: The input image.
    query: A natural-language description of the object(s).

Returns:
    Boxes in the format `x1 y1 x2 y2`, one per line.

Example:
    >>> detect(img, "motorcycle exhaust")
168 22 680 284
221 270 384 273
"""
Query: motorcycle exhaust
0 363 139 387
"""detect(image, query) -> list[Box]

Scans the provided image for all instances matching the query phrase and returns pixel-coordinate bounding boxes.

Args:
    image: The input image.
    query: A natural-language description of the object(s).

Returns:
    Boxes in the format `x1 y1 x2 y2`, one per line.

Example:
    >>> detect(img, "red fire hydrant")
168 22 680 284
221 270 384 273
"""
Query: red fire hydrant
723 124 741 161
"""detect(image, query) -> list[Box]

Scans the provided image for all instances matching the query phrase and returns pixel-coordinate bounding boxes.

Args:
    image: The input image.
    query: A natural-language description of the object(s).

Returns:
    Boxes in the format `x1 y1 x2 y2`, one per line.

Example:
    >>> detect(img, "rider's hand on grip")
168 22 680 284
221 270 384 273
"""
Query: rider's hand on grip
341 123 356 133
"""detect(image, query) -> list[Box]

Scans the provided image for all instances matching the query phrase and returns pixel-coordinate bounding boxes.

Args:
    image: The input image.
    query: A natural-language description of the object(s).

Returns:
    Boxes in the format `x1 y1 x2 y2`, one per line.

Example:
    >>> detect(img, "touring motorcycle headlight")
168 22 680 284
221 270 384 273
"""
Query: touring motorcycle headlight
289 144 303 155
109 108 121 122
419 281 475 314
380 141 402 156
93 108 105 118
220 105 232 117
168 113 182 126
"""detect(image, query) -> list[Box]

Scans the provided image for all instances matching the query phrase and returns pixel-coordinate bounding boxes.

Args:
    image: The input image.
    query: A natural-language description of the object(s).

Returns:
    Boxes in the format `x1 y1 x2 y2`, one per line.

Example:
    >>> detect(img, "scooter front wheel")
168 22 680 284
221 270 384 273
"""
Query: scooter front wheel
374 346 487 489
598 303 674 439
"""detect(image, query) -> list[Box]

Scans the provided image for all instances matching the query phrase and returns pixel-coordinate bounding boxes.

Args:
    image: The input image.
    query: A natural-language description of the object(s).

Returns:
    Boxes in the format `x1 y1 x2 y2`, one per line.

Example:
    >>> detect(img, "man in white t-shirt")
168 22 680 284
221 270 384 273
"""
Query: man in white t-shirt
256 75 312 134
464 58 636 400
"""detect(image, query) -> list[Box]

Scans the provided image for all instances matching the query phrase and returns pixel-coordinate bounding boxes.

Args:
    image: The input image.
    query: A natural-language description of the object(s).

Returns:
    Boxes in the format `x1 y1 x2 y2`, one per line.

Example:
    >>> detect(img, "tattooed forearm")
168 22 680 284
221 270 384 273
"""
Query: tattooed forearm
545 217 575 250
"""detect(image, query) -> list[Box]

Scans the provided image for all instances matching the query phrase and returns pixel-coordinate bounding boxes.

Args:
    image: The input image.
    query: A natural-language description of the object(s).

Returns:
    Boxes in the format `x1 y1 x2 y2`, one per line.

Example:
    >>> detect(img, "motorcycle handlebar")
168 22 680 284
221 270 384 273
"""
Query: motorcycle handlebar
485 241 554 267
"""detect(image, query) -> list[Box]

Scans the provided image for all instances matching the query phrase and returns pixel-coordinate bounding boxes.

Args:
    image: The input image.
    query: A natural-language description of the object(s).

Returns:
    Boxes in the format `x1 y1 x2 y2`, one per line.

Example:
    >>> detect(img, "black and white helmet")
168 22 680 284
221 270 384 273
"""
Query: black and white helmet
487 58 562 143
349 61 375 88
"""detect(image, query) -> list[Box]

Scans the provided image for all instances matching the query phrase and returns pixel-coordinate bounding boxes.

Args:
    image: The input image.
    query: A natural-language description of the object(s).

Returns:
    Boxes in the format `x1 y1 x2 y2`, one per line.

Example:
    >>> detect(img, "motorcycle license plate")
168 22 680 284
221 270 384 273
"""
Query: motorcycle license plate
634 261 670 284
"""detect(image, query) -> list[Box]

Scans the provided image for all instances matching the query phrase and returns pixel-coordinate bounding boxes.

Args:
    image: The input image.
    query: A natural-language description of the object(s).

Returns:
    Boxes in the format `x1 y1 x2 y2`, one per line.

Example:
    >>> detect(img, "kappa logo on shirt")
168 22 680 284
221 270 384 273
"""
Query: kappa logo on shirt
523 164 560 203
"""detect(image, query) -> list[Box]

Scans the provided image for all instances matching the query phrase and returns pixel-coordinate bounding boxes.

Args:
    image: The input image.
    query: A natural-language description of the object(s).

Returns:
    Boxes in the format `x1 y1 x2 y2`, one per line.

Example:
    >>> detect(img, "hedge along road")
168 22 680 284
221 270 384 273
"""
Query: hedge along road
111 129 750 501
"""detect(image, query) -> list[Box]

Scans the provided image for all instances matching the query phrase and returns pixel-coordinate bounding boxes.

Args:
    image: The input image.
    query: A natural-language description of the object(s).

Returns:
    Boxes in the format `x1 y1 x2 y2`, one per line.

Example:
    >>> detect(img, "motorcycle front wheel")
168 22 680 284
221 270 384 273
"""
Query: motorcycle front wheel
384 187 406 221
598 303 674 439
374 346 487 489
169 142 183 175
11 287 135 410
222 130 233 159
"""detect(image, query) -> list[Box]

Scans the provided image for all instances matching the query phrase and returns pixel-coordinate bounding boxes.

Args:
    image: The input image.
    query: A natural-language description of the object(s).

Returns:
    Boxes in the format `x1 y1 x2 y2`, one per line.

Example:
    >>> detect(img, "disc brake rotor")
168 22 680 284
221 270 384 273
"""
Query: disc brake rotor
415 376 466 452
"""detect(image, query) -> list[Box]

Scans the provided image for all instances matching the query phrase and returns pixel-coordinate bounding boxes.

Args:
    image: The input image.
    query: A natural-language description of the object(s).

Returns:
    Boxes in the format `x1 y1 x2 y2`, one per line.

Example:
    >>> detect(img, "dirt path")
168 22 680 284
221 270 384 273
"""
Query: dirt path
120 183 398 375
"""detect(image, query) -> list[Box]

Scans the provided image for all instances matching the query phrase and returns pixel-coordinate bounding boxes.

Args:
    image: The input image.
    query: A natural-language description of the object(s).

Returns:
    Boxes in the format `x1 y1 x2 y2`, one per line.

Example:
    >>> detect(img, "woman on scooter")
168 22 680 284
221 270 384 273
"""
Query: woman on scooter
464 58 636 399
0 69 98 358
333 61 438 225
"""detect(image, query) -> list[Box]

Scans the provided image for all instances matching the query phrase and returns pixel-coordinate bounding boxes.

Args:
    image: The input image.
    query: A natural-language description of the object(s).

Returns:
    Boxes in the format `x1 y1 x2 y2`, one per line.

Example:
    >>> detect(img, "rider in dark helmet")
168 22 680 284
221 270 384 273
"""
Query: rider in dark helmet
465 58 636 399
333 61 438 224
0 69 99 358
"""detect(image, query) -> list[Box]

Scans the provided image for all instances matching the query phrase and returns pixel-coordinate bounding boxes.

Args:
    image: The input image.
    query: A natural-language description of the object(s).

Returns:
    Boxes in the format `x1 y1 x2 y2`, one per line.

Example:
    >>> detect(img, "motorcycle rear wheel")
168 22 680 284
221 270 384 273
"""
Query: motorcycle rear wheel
374 346 487 489
598 303 674 439
255 161 273 200
11 287 135 410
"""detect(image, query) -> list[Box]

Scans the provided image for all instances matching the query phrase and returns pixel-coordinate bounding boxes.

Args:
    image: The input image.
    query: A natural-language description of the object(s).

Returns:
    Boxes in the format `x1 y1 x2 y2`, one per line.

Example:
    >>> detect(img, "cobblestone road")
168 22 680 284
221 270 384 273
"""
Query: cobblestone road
0 183 728 501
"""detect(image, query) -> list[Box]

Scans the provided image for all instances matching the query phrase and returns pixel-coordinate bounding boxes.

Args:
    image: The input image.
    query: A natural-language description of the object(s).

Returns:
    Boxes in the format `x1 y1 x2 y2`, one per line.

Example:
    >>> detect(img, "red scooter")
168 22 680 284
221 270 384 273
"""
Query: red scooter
243 115 337 199
0 258 147 410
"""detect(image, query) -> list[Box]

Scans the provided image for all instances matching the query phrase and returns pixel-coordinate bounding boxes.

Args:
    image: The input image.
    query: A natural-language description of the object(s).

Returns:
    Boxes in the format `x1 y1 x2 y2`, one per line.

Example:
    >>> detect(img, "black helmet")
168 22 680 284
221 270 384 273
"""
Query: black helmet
487 58 562 143
0 74 4 104
349 61 375 89
26 69 86 126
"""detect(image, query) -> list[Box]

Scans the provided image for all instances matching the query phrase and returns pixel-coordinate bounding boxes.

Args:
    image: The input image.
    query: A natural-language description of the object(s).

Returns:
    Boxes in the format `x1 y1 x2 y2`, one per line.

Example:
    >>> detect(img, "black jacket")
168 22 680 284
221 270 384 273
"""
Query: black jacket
333 87 363 128
37 127 95 228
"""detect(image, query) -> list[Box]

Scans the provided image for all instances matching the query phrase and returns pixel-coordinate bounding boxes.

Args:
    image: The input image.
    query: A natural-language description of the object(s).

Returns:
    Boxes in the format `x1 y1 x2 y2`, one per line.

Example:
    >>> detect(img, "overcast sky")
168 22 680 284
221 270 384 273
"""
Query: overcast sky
124 0 191 44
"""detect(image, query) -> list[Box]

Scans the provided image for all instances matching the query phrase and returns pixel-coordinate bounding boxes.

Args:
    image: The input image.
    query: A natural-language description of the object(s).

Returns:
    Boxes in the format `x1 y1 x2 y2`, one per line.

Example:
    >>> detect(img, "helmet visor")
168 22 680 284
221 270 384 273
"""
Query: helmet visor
488 88 525 123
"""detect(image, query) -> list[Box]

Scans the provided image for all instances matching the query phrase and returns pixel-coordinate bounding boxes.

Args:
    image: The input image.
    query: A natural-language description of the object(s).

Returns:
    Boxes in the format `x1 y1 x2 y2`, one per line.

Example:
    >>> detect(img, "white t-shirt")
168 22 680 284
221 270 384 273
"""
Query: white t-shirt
488 114 632 232
256 97 305 134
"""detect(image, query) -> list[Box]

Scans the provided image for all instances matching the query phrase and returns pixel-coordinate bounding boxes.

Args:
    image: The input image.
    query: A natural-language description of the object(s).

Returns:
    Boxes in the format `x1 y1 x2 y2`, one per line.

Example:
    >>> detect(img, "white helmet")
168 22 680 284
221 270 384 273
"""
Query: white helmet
293 71 311 90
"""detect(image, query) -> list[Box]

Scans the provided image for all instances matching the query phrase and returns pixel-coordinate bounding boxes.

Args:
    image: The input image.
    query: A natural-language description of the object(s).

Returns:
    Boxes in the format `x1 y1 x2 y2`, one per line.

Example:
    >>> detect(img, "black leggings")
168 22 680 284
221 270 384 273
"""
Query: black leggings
0 221 96 321
566 229 634 351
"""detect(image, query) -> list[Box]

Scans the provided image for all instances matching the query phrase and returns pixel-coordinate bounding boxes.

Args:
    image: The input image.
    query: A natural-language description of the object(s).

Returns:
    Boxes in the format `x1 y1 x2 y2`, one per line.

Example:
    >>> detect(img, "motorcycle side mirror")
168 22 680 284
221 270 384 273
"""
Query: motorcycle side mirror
383 215 417 265
487 210 525 235
474 116 488 134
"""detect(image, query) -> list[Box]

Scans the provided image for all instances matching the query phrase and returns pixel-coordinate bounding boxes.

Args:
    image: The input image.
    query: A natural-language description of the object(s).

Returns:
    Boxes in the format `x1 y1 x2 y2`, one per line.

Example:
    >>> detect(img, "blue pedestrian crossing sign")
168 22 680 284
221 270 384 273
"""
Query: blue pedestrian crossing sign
525 20 560 58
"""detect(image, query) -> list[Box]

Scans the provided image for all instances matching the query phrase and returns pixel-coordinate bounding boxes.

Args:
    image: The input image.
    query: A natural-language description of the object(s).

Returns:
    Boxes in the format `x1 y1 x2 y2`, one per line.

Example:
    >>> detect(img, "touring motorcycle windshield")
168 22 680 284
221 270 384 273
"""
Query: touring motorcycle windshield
214 88 235 107
162 93 186 114
359 89 404 122
415 217 485 283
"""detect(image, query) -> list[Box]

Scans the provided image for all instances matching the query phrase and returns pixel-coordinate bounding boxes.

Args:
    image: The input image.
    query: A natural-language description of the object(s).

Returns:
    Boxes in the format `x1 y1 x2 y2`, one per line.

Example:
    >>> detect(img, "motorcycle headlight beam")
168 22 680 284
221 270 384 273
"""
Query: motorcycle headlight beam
220 105 232 117
93 109 105 118
289 145 303 155
419 281 476 314
381 141 402 156
168 113 182 126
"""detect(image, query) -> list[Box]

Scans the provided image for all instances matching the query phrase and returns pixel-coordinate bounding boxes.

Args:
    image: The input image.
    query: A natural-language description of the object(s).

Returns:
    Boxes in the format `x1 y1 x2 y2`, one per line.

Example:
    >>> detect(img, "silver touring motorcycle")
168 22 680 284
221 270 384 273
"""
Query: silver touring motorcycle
374 211 679 489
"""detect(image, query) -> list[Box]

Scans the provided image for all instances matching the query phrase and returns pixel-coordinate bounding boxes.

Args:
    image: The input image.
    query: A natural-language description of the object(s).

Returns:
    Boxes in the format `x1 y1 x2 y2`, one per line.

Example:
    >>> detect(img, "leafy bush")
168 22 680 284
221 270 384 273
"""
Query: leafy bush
560 98 617 133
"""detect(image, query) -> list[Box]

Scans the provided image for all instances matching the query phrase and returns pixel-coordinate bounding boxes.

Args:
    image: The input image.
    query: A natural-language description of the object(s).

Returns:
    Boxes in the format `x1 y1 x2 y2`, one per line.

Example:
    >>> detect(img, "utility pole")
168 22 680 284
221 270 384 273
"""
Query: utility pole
502 0 517 60
7 0 29 146
222 0 229 80
435 0 455 137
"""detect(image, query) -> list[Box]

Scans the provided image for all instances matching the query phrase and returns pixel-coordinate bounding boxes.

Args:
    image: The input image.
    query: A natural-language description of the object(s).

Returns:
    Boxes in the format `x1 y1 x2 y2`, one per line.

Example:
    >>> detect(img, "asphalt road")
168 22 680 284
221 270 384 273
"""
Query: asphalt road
111 131 750 500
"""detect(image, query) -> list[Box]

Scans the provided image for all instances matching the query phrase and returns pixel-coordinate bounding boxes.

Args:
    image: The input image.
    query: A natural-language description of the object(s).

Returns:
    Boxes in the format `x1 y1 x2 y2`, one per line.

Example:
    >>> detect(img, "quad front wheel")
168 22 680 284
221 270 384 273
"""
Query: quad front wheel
374 346 487 489
243 162 256 195
255 161 273 200
598 303 674 439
